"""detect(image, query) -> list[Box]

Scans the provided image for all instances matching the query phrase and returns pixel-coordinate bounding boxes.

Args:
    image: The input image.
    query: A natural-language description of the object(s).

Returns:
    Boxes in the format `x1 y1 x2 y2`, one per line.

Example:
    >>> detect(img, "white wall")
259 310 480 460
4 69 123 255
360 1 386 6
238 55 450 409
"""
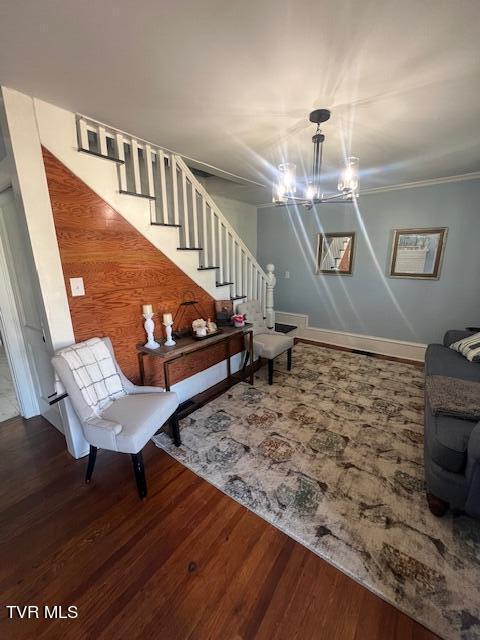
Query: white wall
205 188 258 256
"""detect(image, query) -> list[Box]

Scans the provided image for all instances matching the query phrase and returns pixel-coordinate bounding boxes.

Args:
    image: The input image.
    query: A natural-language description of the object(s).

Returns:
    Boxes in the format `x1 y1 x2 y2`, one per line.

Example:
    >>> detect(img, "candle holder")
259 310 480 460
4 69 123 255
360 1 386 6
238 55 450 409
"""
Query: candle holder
143 312 161 349
163 321 176 347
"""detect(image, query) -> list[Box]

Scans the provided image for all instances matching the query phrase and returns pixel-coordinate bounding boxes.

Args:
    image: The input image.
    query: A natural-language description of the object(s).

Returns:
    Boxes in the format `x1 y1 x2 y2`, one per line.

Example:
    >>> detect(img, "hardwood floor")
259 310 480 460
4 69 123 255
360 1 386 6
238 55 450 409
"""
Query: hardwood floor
0 415 438 640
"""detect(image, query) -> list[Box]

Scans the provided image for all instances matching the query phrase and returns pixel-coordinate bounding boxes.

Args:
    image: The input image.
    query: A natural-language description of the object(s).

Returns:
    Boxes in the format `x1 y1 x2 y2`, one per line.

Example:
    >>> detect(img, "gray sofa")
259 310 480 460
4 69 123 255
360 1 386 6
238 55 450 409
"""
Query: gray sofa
424 329 480 517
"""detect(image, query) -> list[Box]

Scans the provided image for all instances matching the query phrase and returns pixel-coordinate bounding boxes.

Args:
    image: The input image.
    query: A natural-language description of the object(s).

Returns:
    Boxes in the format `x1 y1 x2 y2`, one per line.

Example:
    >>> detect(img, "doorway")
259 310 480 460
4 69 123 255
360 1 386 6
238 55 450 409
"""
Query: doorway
0 327 19 421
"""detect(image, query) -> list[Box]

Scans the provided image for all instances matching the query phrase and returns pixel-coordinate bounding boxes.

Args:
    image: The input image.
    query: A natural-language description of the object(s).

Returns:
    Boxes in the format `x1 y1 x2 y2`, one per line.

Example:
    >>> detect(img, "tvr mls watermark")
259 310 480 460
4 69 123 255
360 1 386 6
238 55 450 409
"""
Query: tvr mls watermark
5 605 78 619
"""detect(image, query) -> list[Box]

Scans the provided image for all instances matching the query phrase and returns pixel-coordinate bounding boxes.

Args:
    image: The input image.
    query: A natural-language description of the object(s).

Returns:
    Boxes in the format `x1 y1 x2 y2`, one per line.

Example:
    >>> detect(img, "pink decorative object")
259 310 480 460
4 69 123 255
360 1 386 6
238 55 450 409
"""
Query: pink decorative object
232 313 246 328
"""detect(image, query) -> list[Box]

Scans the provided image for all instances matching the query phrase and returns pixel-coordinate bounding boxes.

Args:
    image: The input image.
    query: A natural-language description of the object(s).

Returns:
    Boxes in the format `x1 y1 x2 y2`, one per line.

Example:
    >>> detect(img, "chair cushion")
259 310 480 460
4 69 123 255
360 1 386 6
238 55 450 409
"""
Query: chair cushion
101 392 179 454
253 332 294 360
425 344 480 382
425 398 476 473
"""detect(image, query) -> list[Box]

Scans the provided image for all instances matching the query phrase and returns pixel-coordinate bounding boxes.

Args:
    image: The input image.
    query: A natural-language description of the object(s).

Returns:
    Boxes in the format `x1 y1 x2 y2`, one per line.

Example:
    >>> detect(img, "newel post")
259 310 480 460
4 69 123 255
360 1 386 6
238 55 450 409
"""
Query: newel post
265 263 276 330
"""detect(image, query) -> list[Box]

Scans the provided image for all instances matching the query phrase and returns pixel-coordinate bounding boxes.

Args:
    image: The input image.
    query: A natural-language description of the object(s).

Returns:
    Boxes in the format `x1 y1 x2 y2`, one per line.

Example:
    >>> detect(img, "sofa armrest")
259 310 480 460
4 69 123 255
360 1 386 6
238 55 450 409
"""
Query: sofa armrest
443 329 476 347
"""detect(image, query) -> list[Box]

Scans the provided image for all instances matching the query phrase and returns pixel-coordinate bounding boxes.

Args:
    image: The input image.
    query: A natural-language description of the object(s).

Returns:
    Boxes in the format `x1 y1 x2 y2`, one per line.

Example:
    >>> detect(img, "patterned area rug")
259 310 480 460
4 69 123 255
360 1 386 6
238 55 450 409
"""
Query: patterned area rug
153 343 480 640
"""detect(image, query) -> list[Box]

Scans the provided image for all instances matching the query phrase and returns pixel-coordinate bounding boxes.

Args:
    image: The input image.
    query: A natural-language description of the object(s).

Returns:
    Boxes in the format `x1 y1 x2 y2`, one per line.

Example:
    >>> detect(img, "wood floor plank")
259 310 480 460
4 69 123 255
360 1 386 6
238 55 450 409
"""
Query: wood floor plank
0 415 440 640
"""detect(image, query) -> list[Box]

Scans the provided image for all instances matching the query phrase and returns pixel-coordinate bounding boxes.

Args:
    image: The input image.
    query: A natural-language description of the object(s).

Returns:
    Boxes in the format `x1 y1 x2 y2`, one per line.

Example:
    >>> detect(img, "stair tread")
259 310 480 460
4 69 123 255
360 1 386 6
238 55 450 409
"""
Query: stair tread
78 147 125 164
216 281 234 286
231 295 247 300
119 189 156 201
177 247 203 251
198 266 219 271
151 222 182 228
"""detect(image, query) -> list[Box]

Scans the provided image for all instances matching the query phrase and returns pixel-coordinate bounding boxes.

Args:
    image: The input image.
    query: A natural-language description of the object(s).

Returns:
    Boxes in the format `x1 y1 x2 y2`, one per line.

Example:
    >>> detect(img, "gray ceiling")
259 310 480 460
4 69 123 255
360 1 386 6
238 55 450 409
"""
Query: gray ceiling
0 0 479 204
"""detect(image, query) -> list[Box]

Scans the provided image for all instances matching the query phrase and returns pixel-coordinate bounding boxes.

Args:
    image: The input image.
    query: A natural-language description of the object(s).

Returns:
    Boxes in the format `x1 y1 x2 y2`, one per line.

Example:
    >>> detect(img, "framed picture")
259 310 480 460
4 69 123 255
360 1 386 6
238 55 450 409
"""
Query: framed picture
389 227 447 279
215 299 233 326
316 232 355 275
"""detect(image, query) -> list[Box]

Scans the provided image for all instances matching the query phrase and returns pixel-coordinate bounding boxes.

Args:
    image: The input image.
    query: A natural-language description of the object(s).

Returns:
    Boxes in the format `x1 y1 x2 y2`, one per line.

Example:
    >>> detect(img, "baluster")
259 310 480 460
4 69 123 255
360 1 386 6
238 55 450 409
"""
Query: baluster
170 156 180 226
145 144 155 198
191 184 199 248
243 252 248 298
231 235 236 287
261 279 265 321
115 133 127 192
201 199 209 266
157 150 169 224
225 230 231 284
181 172 190 247
97 125 108 156
250 261 255 301
236 244 242 296
217 221 224 281
211 213 218 268
130 139 142 194
78 118 89 150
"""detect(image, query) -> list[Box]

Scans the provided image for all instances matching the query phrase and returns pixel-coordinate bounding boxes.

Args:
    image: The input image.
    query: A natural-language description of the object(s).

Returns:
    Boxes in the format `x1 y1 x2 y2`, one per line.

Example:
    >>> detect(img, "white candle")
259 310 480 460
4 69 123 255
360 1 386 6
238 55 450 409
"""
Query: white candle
163 313 173 324
142 304 153 315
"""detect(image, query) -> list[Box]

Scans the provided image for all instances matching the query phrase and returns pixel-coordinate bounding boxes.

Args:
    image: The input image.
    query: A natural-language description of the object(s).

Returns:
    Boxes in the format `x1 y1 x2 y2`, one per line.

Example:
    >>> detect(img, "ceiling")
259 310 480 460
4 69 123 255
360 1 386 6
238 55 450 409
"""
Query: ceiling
0 0 479 205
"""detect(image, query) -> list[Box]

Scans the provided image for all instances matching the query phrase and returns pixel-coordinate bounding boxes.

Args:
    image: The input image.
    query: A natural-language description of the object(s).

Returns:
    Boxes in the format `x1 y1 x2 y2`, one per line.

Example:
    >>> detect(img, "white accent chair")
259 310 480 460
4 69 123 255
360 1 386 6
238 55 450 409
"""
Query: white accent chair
237 300 294 384
52 337 179 499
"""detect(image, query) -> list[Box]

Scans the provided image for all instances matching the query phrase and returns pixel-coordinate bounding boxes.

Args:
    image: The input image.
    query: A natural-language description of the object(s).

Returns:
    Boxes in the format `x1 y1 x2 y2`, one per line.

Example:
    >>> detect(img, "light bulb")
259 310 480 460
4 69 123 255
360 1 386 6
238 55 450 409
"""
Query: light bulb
305 184 317 200
277 163 296 194
338 156 359 194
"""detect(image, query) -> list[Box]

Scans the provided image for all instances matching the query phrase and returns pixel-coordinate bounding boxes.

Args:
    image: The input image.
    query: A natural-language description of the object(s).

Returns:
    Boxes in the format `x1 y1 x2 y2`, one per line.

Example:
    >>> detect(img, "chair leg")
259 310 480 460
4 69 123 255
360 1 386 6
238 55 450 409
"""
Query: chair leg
242 350 250 371
287 348 292 371
268 358 274 385
170 412 182 447
131 451 147 499
85 445 97 484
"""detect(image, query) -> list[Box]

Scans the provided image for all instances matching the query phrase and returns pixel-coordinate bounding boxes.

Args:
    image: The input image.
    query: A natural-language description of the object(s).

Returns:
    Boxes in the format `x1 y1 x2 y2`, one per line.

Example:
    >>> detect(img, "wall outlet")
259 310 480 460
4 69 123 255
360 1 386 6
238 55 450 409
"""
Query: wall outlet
285 271 290 279
70 277 85 297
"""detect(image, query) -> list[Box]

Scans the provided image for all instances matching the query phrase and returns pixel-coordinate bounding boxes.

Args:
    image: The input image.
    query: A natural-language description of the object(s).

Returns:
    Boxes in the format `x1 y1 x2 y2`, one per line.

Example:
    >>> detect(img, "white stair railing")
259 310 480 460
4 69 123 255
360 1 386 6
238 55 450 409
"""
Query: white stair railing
76 114 270 316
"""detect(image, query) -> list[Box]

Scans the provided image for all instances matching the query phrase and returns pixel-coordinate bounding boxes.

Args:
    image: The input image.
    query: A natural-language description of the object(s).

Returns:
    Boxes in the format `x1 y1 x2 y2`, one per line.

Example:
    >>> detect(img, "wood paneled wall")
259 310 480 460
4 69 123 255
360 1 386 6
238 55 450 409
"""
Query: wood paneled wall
43 148 242 386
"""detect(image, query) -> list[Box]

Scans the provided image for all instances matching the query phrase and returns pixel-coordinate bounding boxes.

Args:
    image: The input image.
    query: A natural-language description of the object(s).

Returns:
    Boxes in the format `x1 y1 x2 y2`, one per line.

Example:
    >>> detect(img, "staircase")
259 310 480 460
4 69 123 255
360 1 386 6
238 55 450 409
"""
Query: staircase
76 114 269 314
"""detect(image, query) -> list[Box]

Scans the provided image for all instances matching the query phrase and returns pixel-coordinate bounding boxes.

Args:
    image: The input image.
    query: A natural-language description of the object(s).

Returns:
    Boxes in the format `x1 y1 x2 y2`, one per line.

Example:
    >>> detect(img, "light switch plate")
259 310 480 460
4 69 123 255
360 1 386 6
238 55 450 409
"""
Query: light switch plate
285 271 290 279
70 277 85 297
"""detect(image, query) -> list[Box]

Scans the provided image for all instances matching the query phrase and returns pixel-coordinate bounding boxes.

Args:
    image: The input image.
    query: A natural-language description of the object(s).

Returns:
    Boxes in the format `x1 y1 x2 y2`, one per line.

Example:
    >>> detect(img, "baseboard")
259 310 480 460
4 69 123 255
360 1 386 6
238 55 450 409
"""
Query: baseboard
275 311 426 362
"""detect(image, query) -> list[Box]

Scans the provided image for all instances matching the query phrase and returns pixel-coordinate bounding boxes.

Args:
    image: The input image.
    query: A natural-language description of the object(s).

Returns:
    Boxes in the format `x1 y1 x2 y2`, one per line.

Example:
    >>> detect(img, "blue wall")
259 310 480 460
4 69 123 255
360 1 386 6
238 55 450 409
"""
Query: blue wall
257 179 480 344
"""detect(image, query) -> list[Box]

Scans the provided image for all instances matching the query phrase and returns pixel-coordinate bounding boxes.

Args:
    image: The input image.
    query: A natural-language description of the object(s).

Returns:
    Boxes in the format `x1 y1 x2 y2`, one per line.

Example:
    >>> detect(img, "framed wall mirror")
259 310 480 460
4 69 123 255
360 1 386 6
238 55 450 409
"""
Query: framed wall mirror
316 232 355 275
389 227 447 279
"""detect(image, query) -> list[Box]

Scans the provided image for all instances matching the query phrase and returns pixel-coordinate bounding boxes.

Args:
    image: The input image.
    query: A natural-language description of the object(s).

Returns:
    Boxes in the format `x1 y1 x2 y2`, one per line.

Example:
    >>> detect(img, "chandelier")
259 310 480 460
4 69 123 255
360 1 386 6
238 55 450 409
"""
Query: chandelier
272 109 359 209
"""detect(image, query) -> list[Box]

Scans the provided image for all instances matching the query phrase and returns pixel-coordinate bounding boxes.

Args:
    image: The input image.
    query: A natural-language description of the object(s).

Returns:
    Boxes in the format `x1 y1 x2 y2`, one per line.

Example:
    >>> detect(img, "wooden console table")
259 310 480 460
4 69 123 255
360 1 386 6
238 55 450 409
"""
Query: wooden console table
137 324 254 391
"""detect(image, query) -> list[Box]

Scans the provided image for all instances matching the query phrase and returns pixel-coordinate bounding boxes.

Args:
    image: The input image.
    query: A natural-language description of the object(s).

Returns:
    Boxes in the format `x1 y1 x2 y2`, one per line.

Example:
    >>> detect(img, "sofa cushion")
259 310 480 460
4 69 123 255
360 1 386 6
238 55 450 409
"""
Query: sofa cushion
450 331 480 362
425 398 476 473
425 344 480 382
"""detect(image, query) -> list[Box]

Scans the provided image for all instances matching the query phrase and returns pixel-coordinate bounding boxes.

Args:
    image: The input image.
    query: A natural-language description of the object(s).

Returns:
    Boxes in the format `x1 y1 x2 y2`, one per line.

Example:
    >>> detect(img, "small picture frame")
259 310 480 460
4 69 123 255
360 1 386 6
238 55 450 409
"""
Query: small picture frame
389 227 447 279
215 299 233 326
316 232 355 275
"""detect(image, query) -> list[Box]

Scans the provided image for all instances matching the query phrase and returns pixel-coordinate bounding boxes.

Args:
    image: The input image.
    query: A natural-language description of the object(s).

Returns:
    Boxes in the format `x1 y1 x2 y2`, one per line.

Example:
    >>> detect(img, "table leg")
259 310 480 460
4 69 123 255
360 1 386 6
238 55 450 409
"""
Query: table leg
164 361 171 392
138 352 146 385
249 330 254 385
226 337 231 380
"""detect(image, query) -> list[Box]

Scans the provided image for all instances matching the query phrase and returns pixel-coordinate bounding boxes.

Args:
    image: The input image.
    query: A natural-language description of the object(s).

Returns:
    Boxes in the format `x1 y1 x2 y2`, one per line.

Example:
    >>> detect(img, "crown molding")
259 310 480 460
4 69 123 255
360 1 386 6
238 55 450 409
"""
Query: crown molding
257 170 480 208
360 171 480 195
